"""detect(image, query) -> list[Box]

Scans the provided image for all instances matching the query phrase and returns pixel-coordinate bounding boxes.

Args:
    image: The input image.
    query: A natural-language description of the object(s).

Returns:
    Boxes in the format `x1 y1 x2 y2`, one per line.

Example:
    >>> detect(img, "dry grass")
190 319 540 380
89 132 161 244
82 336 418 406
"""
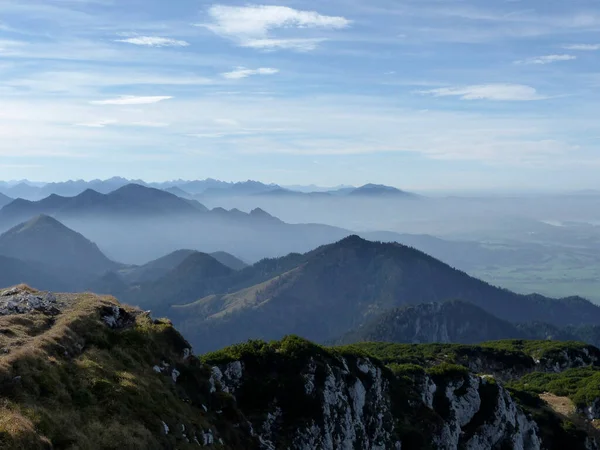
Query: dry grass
0 285 236 449
540 393 576 417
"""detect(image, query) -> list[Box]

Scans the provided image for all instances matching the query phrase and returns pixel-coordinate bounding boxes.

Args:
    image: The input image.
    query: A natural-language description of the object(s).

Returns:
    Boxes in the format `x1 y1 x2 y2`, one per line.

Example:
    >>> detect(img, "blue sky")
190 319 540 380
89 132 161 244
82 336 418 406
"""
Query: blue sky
1 0 600 190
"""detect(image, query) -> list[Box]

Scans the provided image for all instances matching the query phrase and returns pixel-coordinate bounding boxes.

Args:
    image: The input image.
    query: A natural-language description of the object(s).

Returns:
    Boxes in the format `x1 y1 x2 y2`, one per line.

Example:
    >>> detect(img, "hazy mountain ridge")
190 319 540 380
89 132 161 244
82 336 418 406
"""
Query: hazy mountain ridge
0 184 358 264
0 177 417 201
0 215 118 286
0 184 201 229
0 193 11 208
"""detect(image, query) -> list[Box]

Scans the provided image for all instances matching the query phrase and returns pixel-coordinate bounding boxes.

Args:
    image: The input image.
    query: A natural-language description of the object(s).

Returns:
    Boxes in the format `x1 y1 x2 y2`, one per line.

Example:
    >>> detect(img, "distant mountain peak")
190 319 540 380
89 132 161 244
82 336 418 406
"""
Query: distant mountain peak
250 208 274 218
335 234 369 246
0 216 116 275
112 183 152 194
20 214 62 229
349 184 415 197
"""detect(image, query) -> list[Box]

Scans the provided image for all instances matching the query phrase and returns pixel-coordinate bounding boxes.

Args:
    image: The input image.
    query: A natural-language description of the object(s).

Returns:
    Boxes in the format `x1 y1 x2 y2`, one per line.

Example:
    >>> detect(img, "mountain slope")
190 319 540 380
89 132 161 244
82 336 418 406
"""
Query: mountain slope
125 252 236 313
119 250 247 286
0 215 117 275
1 285 597 449
68 184 198 216
337 300 525 345
120 250 199 284
0 256 73 291
209 251 248 271
0 194 71 227
0 193 11 208
171 236 600 353
164 186 193 199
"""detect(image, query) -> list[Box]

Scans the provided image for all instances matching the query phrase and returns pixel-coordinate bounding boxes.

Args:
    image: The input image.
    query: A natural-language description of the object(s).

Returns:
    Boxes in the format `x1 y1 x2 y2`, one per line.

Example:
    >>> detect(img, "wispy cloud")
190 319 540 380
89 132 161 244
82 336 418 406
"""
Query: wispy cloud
563 44 600 51
90 95 173 105
75 119 116 128
222 67 279 79
130 121 170 127
241 38 325 51
115 36 190 47
200 4 351 51
417 84 542 101
516 54 576 65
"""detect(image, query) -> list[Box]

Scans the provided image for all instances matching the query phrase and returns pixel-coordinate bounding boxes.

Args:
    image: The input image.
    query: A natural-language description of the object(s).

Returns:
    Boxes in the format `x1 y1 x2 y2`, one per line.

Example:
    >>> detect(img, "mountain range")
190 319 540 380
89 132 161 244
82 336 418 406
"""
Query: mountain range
87 235 600 354
0 177 418 201
2 196 600 358
0 182 529 269
0 184 207 228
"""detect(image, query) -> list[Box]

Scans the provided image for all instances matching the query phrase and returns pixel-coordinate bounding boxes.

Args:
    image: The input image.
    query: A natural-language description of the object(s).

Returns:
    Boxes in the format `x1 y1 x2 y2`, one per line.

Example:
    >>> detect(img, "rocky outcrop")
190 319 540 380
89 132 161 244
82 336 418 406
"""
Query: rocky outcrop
0 286 59 316
432 375 540 450
101 304 137 329
210 349 542 450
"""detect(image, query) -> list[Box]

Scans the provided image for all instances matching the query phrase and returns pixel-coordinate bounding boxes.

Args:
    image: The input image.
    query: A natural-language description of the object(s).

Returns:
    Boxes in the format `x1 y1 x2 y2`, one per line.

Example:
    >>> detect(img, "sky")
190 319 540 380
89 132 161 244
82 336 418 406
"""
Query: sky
1 0 600 190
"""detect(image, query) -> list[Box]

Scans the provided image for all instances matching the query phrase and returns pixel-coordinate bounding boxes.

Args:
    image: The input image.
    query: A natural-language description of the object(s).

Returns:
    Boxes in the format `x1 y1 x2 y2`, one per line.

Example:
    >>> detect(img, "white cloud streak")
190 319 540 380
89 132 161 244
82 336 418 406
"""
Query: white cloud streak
75 119 116 128
115 36 190 47
516 54 576 65
222 67 279 79
417 84 542 101
241 38 325 51
563 44 600 51
201 4 351 51
90 95 173 105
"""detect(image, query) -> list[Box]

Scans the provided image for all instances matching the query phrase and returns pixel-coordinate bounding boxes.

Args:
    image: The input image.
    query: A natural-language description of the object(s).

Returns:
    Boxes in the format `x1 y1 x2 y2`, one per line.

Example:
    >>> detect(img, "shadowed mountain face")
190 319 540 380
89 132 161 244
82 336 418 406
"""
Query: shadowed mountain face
0 255 73 291
163 186 193 199
336 300 527 345
123 252 235 312
0 193 11 208
118 249 247 285
0 215 117 276
110 235 600 354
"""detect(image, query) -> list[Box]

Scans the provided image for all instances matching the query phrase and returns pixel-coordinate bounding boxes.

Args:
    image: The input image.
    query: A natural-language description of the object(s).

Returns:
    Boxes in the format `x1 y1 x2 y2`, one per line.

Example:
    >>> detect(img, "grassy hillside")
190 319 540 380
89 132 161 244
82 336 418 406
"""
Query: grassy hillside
0 286 255 449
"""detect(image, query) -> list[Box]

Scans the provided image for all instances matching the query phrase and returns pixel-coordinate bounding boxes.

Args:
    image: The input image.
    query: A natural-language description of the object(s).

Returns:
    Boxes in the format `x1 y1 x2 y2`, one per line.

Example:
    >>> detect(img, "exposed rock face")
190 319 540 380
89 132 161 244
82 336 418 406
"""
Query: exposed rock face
0 286 59 316
432 375 540 450
452 343 600 383
211 352 542 450
100 304 136 329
